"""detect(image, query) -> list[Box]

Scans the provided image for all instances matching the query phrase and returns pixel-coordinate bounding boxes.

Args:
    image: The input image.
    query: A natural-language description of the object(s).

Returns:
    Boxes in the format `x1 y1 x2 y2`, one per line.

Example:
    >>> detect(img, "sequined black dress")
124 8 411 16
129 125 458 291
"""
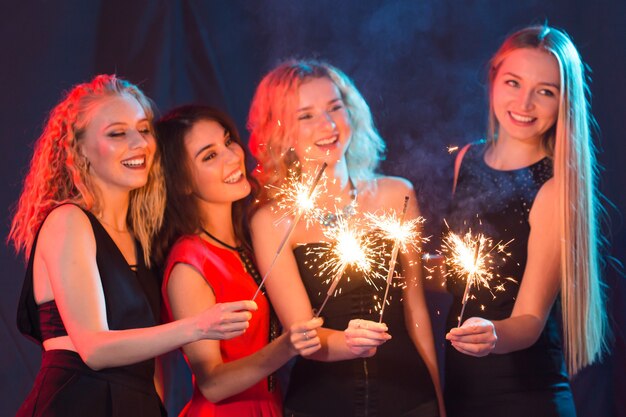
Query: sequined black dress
445 142 575 417
284 240 439 417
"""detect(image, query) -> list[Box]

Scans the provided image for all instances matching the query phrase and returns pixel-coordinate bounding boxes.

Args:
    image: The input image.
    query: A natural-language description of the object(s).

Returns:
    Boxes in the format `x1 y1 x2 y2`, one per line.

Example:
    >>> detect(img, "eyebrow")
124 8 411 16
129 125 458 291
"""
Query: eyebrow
503 72 560 89
194 143 215 158
103 118 150 130
193 129 230 158
297 98 343 112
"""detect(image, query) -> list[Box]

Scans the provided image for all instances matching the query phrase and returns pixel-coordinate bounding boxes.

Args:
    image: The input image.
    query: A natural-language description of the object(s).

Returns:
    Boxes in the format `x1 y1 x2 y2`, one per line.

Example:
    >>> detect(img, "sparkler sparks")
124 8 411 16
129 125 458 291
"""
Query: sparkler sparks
252 162 327 301
440 227 513 326
268 163 328 228
365 206 426 254
311 215 383 317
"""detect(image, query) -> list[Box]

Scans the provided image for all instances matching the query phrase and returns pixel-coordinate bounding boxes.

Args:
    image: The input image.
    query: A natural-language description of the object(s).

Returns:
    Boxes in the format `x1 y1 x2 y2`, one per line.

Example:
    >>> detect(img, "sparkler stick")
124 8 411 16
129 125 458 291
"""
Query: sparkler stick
378 196 410 323
440 224 513 327
252 162 327 300
314 263 349 318
457 240 481 327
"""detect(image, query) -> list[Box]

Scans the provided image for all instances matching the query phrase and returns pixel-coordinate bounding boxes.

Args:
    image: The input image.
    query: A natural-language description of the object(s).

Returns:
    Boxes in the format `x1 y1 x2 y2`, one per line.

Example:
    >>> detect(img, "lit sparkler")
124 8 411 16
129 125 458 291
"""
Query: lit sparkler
365 196 416 322
312 215 381 317
268 162 328 227
440 227 512 327
252 162 327 300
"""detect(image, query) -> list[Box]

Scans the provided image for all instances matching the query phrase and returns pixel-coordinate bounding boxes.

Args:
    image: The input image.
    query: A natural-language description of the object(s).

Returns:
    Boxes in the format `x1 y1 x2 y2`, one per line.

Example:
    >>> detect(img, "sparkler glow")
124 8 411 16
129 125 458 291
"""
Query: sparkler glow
311 215 382 317
365 196 417 322
268 163 328 228
252 162 327 300
440 226 513 327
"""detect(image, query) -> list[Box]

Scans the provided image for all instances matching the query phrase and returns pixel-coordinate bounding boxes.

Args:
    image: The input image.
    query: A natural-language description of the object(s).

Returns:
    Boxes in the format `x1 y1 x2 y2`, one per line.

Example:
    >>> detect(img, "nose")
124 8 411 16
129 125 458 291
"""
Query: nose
129 129 151 149
518 88 535 111
225 144 243 164
319 111 337 129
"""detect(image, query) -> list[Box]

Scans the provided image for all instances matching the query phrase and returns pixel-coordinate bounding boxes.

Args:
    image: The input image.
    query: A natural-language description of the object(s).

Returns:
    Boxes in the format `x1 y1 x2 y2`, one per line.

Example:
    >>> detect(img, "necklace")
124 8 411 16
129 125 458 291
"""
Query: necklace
97 217 130 234
200 227 240 251
199 227 280 392
318 180 358 228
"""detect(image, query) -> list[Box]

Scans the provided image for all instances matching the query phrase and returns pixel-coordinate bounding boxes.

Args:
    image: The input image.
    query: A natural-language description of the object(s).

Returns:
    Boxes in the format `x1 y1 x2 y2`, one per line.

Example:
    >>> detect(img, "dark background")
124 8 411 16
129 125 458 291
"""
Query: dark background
2 1 624 416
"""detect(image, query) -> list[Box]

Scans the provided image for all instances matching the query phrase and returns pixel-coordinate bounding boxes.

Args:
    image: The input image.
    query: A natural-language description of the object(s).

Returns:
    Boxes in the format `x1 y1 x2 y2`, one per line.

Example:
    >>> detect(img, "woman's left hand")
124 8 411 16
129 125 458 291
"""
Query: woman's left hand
445 316 497 357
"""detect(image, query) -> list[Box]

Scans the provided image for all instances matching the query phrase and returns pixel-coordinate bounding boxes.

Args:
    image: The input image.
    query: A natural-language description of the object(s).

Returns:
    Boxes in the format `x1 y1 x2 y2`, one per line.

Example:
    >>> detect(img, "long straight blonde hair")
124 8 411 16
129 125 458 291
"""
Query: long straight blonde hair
487 25 608 374
9 75 165 266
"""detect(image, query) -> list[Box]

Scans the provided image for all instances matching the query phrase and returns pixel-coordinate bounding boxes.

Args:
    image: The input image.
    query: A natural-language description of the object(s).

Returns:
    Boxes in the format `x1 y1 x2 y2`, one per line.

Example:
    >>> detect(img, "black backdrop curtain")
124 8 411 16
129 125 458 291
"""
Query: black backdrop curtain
2 1 624 416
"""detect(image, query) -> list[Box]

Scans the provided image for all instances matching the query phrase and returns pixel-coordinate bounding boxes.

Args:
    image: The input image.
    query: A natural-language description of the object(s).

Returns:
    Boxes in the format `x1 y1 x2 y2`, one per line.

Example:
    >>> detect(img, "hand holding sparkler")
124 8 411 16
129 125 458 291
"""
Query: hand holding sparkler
287 317 324 357
252 162 327 300
445 317 497 357
344 318 392 357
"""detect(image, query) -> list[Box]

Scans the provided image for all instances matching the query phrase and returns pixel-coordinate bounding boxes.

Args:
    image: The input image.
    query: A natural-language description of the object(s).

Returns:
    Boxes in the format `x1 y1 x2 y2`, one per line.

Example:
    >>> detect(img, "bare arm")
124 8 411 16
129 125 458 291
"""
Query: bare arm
250 206 390 362
446 179 561 356
166 262 322 403
37 205 255 370
385 179 446 416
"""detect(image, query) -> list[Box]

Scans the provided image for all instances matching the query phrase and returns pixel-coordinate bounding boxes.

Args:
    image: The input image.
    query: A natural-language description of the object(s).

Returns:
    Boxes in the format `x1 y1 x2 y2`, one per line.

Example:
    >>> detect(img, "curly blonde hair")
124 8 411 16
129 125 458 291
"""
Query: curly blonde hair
247 59 386 204
9 74 165 266
487 25 608 374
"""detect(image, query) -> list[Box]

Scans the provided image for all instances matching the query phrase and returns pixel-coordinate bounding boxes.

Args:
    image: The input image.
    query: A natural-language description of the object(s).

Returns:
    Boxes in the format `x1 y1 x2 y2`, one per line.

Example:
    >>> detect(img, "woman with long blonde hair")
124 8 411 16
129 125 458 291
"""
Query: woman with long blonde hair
444 25 608 416
9 75 256 417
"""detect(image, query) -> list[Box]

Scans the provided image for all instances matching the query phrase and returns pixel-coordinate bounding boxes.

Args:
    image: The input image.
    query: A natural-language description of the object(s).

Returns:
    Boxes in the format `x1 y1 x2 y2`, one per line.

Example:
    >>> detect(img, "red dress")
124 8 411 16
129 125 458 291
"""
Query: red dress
162 235 282 417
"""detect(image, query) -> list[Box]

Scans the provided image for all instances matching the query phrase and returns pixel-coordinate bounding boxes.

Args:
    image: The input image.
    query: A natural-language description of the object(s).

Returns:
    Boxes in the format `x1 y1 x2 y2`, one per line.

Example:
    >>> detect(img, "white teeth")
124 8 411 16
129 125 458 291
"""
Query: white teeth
316 135 338 146
509 112 534 123
121 157 145 167
224 170 243 184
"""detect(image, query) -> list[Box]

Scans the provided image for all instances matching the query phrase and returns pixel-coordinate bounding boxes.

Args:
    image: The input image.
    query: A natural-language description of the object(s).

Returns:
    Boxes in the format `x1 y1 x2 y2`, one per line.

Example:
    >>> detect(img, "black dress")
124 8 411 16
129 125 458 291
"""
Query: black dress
284 240 439 417
444 142 576 417
16 207 165 417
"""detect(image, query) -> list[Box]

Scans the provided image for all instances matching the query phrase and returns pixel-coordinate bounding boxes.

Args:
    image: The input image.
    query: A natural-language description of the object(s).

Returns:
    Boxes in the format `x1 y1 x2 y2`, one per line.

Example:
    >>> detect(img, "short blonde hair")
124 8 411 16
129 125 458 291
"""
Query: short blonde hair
248 59 386 203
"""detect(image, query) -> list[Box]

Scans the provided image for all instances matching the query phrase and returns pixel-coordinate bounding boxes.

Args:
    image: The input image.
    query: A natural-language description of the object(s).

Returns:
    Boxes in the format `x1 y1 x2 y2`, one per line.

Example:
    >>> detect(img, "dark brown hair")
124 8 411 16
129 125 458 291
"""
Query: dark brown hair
153 104 256 265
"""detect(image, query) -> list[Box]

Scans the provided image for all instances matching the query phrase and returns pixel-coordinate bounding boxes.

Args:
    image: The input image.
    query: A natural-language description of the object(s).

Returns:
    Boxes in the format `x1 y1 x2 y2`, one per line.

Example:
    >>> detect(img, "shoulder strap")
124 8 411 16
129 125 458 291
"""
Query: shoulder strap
452 144 472 195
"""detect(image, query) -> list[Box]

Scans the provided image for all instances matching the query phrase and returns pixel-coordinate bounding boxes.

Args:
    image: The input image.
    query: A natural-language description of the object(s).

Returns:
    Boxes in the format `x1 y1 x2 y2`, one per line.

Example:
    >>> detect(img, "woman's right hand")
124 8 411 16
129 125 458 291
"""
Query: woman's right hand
344 319 392 357
195 300 258 340
288 317 324 357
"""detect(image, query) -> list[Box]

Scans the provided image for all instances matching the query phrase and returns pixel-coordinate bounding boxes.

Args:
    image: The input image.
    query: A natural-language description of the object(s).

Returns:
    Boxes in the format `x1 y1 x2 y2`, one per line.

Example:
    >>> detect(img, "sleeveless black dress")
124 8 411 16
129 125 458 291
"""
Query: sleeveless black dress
16 207 165 417
284 240 439 417
444 142 575 417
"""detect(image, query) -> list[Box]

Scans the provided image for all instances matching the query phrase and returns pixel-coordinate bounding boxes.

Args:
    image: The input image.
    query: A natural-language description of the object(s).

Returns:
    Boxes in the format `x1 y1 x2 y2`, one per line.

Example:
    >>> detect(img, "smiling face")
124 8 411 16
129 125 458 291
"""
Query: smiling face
492 48 561 146
184 119 250 207
293 76 352 165
80 94 155 195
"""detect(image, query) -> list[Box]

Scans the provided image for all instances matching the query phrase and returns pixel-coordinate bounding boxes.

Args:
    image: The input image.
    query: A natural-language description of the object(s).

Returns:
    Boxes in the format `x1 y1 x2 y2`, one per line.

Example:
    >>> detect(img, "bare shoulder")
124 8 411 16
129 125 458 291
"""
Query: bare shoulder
37 204 95 261
373 175 415 196
40 204 92 237
250 203 280 232
529 178 557 225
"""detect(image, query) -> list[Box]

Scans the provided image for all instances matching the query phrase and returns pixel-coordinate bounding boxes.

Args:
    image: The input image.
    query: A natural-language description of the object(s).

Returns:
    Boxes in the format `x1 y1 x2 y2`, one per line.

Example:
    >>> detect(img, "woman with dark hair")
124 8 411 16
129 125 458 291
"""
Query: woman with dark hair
155 105 322 416
9 75 255 417
444 25 608 417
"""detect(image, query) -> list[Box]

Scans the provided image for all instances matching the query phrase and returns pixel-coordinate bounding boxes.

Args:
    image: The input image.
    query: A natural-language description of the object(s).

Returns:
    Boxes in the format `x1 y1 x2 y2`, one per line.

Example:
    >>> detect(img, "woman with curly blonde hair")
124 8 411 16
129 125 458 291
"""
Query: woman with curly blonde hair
248 60 443 417
9 74 256 417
